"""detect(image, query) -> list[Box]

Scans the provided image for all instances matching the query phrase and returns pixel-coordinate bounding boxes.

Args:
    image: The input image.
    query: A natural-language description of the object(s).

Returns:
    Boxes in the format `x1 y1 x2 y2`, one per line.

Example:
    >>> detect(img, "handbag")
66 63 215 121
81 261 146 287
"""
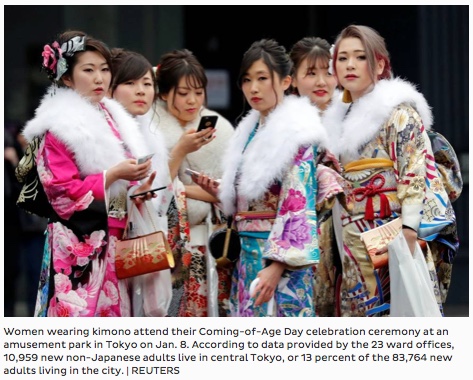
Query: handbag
360 217 402 269
208 215 241 268
115 201 174 279
388 233 442 317
15 136 54 218
360 218 429 269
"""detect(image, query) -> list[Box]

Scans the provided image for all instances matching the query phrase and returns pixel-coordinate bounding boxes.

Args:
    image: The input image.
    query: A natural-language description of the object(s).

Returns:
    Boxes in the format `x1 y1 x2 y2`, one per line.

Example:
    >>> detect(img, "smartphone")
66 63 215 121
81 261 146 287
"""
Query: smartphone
185 168 200 177
137 153 154 165
129 186 166 199
196 115 218 132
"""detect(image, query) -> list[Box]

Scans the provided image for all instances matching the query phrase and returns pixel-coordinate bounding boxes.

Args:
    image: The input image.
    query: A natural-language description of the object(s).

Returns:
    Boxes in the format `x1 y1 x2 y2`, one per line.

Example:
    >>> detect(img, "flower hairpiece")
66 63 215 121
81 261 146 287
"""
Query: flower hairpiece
328 44 335 75
42 35 86 82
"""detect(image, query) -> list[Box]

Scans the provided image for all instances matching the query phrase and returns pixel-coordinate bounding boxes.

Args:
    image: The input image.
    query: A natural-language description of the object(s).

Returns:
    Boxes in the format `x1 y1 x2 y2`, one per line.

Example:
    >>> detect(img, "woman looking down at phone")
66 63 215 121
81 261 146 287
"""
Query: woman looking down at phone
198 39 329 317
151 49 234 317
21 31 156 317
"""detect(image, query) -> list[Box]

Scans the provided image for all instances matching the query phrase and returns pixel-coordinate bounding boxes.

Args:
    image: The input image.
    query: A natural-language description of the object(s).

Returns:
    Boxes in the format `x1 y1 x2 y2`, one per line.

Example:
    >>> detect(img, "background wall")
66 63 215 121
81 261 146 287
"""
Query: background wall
4 5 469 316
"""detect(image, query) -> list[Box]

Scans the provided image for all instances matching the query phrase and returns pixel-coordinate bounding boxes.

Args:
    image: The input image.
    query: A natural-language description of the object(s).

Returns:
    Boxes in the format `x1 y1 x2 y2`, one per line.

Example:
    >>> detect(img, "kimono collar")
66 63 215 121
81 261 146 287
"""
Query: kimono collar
219 95 327 215
323 77 433 157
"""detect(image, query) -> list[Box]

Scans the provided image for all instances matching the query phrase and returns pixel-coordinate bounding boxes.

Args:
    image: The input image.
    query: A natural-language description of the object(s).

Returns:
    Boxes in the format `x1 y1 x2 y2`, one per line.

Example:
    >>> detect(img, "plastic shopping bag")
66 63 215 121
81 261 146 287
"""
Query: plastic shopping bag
250 278 275 317
388 233 441 317
131 270 172 317
205 212 219 317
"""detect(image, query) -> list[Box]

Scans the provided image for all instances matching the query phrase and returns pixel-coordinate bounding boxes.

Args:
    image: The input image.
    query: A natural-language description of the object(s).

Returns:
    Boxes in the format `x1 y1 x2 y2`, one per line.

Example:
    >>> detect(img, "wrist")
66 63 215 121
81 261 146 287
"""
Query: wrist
105 168 117 188
171 146 185 159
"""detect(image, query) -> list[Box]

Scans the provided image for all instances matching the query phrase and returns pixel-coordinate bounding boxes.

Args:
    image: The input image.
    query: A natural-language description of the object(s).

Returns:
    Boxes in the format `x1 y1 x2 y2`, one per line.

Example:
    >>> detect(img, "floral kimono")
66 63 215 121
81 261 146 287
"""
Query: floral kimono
323 78 458 317
219 96 329 317
152 100 235 317
22 87 149 317
312 151 345 317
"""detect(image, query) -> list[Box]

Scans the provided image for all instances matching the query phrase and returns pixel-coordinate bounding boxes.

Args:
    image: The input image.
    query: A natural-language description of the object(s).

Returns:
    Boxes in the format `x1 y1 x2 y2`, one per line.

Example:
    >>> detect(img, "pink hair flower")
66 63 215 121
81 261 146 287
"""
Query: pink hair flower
42 44 57 72
51 41 63 58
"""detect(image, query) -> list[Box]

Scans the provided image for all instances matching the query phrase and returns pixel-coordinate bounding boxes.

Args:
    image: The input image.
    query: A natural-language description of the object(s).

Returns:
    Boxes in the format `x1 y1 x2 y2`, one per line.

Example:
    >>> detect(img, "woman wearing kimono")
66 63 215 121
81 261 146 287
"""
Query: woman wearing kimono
110 48 174 317
151 49 235 317
323 25 457 316
289 36 344 317
22 31 155 317
198 39 329 317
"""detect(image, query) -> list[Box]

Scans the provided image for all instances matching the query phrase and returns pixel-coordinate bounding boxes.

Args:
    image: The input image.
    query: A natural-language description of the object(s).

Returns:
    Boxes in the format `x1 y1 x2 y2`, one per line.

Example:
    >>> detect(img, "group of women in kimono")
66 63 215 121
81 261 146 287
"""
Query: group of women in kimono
22 24 458 318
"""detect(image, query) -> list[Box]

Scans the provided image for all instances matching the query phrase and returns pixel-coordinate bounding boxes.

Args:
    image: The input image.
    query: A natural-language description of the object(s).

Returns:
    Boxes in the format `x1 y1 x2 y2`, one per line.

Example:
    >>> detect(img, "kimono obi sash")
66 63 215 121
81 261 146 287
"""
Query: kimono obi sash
234 210 277 234
344 158 398 221
344 158 393 172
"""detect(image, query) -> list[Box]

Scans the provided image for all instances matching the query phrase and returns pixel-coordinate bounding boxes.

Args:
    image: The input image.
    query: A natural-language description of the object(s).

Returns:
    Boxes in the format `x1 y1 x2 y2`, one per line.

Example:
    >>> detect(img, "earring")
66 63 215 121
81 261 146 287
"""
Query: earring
342 89 352 103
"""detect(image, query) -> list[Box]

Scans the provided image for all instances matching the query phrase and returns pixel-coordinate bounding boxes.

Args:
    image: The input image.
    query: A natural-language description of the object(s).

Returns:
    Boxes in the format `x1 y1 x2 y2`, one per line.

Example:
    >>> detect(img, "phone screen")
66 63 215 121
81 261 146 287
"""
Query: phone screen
130 186 166 199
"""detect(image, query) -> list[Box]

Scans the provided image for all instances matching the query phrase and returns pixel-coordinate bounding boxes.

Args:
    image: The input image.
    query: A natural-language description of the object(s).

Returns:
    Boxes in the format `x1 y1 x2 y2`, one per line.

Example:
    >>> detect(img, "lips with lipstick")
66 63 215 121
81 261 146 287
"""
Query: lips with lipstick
251 97 262 103
345 74 358 80
93 87 104 94
134 100 147 106
313 90 328 97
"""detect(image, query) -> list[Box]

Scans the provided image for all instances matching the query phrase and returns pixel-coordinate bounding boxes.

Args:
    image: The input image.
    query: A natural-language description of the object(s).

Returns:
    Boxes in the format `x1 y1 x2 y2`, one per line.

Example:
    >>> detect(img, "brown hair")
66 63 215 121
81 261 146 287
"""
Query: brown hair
289 37 332 95
109 48 156 99
332 25 392 82
155 49 208 106
56 30 112 86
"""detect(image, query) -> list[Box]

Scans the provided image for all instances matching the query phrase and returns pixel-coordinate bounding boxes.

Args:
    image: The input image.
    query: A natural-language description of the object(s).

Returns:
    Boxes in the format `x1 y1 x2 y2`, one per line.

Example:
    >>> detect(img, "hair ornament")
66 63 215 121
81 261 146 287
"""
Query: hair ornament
42 35 86 82
328 44 334 75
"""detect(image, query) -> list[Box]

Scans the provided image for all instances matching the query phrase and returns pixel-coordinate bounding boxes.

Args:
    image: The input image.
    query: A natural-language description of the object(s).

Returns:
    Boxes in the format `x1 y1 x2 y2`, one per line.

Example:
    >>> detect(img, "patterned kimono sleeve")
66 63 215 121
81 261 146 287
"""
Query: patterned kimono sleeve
263 145 320 268
386 105 428 231
39 131 106 220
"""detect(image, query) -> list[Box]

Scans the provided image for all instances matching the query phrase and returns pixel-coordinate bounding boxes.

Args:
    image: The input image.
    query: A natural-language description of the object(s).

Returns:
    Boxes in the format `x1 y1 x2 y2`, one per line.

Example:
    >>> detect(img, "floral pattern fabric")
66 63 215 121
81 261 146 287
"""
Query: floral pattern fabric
167 178 231 317
34 130 131 317
229 145 319 317
312 151 345 317
336 104 454 316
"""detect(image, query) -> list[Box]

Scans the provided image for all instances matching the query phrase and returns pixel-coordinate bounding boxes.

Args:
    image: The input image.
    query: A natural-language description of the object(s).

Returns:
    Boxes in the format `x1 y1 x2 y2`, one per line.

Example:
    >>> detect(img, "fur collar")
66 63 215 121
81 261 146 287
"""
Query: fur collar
136 110 171 188
22 86 149 195
152 100 234 178
151 100 235 224
219 95 328 215
323 77 433 157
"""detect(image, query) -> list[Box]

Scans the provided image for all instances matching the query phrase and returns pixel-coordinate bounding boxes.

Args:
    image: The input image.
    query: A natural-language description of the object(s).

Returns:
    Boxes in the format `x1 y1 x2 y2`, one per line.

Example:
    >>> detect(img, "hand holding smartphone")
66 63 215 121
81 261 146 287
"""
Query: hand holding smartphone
196 116 218 132
130 186 166 199
137 153 154 165
185 168 201 177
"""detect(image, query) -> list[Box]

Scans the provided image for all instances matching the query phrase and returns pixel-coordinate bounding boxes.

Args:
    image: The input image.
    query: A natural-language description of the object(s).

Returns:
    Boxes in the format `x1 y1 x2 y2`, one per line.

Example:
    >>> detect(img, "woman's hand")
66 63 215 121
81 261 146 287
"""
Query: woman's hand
185 185 219 203
106 158 152 188
402 227 418 255
253 261 285 307
173 128 215 155
131 171 157 205
193 172 220 198
168 129 215 179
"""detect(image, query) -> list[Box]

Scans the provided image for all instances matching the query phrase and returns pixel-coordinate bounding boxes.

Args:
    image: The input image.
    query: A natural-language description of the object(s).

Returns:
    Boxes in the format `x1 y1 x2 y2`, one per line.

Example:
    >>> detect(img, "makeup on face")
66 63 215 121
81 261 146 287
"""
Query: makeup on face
335 37 374 102
294 58 336 110
65 51 111 104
